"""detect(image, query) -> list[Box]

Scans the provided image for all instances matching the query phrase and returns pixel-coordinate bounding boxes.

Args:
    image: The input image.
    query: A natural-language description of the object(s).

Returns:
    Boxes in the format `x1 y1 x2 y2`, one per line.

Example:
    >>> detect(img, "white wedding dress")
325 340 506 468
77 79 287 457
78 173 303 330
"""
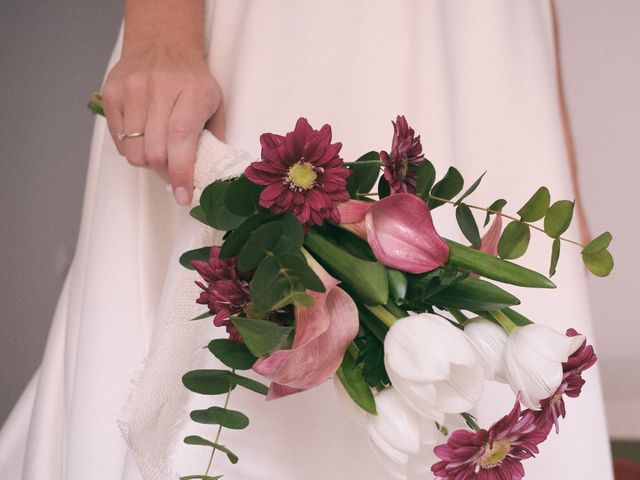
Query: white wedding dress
0 1 614 479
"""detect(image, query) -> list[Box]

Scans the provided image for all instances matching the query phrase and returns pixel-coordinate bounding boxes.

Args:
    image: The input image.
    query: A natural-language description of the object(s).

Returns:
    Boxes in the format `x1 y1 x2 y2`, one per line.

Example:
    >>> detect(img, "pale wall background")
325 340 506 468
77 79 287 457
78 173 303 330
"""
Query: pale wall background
0 1 638 439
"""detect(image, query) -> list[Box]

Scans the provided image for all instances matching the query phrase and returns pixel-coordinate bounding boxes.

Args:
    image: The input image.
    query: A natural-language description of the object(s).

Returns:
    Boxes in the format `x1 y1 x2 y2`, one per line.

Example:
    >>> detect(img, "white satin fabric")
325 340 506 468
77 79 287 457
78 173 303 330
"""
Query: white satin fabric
0 1 614 478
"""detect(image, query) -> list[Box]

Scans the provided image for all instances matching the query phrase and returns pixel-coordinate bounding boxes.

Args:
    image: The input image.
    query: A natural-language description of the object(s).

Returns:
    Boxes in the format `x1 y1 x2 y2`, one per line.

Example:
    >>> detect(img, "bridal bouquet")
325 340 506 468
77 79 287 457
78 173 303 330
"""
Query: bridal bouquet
173 116 613 480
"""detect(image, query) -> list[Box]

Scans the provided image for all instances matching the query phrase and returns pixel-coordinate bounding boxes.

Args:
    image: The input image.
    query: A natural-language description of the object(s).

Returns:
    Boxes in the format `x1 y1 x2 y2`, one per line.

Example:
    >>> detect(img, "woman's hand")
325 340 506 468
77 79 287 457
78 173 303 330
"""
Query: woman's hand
102 0 222 206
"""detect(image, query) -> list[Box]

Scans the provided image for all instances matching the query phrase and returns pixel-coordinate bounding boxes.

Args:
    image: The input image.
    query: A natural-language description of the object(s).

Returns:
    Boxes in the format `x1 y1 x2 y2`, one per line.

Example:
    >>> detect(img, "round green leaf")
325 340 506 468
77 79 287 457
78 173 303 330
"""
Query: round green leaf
582 249 614 277
237 221 283 271
497 221 531 259
230 317 294 357
582 231 613 255
190 406 250 429
484 198 507 226
179 246 211 270
223 176 263 216
182 370 236 395
544 200 574 238
428 167 464 209
347 151 381 198
415 161 436 201
517 187 550 222
208 339 256 370
183 435 238 464
200 181 246 231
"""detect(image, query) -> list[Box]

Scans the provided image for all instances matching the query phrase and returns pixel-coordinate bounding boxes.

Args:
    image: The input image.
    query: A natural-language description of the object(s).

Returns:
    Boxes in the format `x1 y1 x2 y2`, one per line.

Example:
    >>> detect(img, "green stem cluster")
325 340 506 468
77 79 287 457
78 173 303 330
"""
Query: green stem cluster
203 373 234 477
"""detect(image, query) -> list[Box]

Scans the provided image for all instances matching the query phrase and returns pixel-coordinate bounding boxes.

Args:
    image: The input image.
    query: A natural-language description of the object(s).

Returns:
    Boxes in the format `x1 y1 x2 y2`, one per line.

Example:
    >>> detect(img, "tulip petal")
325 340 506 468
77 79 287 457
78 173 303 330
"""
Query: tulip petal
434 363 485 413
253 258 359 398
464 317 508 381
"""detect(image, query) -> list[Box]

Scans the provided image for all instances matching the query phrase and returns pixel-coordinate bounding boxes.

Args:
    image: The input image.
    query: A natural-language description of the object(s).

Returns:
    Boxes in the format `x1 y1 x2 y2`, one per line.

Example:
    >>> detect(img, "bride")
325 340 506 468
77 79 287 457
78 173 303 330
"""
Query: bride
0 1 614 478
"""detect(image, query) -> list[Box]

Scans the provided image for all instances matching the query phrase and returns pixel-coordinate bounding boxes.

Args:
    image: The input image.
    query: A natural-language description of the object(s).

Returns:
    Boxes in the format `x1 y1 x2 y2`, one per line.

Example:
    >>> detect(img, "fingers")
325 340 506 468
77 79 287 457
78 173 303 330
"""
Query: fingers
143 81 175 175
121 77 149 167
167 90 217 206
205 96 226 142
101 83 125 156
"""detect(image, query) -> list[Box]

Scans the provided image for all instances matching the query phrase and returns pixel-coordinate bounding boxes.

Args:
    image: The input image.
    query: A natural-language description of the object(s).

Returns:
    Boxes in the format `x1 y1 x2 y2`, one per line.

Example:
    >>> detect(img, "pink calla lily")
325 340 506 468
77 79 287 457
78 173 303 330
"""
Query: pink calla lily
337 193 449 274
479 214 502 256
252 255 359 399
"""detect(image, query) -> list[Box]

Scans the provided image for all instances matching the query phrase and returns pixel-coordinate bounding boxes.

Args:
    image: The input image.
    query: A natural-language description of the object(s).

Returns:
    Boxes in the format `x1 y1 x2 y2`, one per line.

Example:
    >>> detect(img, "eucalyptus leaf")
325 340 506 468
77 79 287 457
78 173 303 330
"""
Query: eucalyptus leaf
387 269 408 302
497 221 531 260
223 176 263 216
455 171 486 206
230 317 294 357
347 151 381 198
200 181 246 231
456 204 481 248
182 369 236 395
549 238 561 277
378 175 390 199
544 200 574 238
582 249 614 277
415 160 437 201
189 205 207 224
237 221 283 271
484 199 507 226
336 350 377 414
190 406 250 429
183 435 239 464
230 372 269 395
517 187 550 222
278 212 304 247
179 247 211 270
179 475 223 480
582 231 612 255
428 167 464 209
208 339 256 370
219 212 272 259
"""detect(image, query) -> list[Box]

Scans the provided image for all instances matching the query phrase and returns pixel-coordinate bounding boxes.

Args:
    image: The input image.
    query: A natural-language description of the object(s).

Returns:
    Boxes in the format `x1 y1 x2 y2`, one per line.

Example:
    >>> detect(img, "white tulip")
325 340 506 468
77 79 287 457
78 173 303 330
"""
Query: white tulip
384 313 485 423
464 317 508 382
503 323 585 409
366 388 421 479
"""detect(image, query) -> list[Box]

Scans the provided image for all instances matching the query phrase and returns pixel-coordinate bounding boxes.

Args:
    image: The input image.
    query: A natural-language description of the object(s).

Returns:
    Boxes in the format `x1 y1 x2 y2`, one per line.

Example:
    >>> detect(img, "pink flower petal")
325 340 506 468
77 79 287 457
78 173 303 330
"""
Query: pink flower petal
480 214 503 257
252 258 359 398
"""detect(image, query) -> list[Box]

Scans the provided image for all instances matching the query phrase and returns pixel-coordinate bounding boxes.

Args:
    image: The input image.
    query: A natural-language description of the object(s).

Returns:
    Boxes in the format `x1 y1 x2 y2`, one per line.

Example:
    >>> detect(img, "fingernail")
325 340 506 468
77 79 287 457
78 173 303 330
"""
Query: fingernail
174 187 190 206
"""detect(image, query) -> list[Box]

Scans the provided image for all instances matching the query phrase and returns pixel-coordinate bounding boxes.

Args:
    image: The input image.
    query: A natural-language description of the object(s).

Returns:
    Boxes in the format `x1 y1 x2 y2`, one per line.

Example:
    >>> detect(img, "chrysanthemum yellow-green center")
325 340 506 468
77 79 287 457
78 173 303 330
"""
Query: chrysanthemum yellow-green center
287 162 317 190
478 439 510 469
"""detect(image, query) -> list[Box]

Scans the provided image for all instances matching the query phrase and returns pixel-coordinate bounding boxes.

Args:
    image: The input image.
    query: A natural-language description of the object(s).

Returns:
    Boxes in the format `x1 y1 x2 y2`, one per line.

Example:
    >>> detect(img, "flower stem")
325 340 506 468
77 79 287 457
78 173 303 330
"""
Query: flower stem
488 310 519 334
448 308 470 326
366 305 399 328
427 194 584 249
203 372 234 477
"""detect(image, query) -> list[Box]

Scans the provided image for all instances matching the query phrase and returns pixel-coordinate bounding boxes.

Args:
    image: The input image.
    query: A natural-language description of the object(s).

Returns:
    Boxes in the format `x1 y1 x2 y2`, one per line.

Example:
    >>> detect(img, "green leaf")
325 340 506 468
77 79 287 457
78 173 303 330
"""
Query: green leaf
304 229 389 305
190 205 207 224
230 372 269 395
484 199 507 226
336 349 377 414
428 167 464 209
190 406 250 429
446 240 555 289
237 221 283 271
87 92 104 116
208 339 256 370
249 254 324 311
219 212 272 259
377 175 390 199
414 160 437 201
549 238 561 277
223 176 263 216
179 247 211 270
497 221 531 260
183 435 239 464
231 317 294 357
355 329 389 387
582 249 614 277
404 264 468 311
278 213 304 247
182 369 236 395
347 151 381 198
387 269 408 302
191 311 214 321
430 277 520 310
456 204 481 248
544 200 574 238
455 171 486 206
517 187 551 222
582 231 613 255
200 181 246 231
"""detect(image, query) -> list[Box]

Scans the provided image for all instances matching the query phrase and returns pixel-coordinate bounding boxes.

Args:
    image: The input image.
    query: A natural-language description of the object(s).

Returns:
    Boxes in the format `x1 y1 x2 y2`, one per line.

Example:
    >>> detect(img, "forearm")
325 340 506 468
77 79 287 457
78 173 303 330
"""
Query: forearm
123 0 205 55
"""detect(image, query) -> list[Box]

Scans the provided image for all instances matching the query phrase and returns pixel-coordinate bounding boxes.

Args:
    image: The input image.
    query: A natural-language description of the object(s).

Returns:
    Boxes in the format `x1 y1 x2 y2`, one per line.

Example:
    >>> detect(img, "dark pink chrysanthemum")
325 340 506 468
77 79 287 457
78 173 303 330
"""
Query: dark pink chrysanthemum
381 115 425 194
533 329 597 434
244 117 350 226
432 397 549 480
192 247 251 342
